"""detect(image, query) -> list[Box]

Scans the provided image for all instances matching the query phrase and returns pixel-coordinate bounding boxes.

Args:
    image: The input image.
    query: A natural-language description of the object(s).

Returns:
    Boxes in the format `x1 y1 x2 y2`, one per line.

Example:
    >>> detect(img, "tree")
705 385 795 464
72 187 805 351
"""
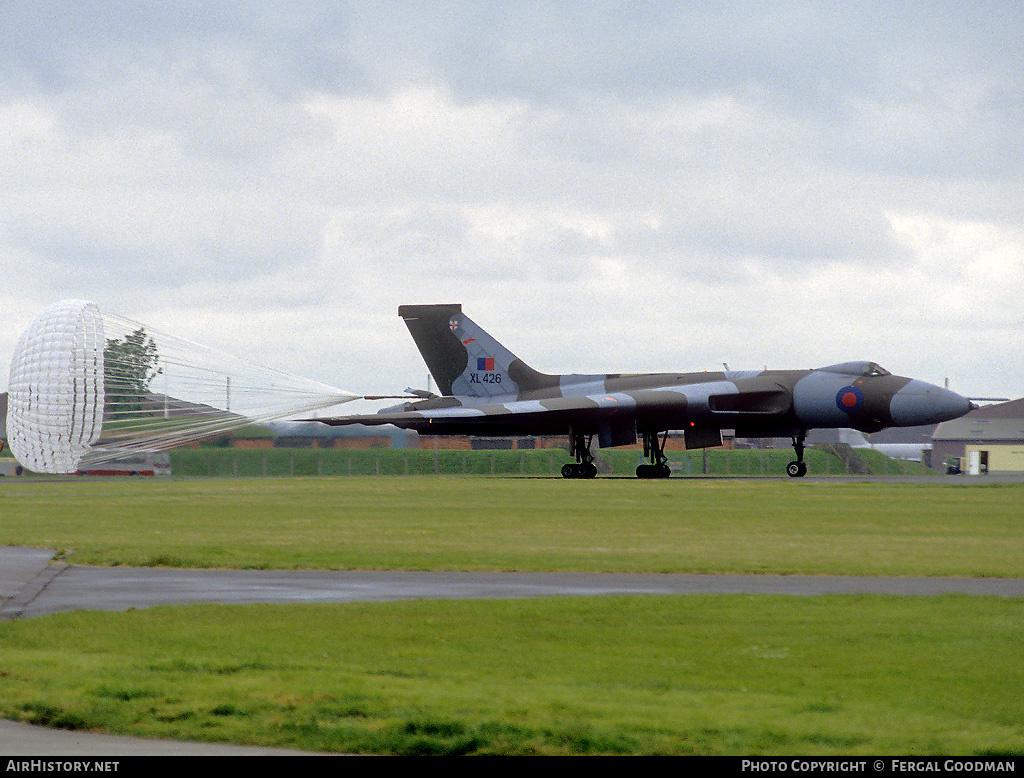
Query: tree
104 328 159 417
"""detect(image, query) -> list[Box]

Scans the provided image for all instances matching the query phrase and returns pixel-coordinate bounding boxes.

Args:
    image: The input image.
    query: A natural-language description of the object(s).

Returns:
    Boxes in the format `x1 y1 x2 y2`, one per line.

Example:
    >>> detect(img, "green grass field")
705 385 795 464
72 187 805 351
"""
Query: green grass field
1 477 1019 575
1 596 1021 755
1 476 1022 755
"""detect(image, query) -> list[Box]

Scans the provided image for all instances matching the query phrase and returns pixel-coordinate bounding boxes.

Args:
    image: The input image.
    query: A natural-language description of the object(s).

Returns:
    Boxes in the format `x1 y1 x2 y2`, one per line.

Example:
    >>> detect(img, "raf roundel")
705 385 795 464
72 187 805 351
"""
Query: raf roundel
835 385 864 414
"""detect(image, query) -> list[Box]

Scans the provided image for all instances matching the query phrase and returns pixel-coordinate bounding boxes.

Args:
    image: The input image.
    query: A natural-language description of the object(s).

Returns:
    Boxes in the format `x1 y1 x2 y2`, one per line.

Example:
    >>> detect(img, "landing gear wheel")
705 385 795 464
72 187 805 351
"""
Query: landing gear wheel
562 461 598 479
636 461 671 479
786 461 808 478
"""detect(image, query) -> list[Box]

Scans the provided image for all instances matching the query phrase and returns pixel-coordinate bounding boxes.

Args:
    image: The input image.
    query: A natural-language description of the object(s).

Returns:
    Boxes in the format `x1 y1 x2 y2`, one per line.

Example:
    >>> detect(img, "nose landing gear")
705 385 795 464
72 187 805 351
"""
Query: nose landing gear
787 431 808 477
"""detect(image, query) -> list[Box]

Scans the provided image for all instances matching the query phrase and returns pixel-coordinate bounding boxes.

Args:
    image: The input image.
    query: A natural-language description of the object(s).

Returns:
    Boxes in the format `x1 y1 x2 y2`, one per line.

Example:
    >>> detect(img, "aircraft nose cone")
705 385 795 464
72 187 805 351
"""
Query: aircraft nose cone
890 380 974 426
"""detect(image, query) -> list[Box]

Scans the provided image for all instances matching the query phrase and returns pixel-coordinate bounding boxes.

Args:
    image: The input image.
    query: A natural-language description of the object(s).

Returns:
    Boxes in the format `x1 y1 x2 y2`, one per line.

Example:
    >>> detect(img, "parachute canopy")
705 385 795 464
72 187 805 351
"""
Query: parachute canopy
7 300 104 473
6 299 358 473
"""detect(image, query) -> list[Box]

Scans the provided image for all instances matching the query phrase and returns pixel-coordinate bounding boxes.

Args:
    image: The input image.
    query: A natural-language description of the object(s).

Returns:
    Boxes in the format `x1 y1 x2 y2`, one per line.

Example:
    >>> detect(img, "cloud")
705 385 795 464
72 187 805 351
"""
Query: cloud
1 1 1022 401
885 212 1024 327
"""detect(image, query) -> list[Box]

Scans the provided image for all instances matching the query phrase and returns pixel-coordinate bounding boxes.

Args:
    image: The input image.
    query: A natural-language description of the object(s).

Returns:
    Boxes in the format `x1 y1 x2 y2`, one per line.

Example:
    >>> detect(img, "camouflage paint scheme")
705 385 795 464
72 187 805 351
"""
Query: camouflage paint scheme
318 304 974 478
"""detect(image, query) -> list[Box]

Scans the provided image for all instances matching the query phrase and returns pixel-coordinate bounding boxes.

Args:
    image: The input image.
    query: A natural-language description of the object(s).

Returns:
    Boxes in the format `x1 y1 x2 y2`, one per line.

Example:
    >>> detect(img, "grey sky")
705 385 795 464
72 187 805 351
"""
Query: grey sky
2 1 1021 401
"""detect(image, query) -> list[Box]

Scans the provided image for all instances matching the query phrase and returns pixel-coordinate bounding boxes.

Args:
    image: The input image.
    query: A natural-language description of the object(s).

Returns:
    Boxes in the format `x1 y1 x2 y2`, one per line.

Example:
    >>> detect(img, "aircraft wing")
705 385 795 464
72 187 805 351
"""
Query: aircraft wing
316 392 642 436
315 382 792 438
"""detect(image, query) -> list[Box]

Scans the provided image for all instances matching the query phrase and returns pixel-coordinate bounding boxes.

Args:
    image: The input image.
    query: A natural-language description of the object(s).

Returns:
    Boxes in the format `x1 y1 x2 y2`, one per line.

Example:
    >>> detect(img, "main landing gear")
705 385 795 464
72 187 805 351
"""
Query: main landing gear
561 430 598 479
636 430 671 479
787 431 808 478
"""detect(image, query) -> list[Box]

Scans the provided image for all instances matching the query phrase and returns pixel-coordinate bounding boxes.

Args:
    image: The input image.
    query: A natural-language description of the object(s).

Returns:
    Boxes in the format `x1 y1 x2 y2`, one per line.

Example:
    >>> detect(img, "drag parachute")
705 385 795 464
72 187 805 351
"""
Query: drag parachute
6 299 358 473
7 299 104 473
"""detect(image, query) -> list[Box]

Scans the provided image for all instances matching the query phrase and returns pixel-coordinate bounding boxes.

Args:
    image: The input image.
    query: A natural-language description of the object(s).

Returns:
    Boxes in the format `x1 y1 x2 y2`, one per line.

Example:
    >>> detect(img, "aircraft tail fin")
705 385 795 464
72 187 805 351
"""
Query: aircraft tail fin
398 304 557 398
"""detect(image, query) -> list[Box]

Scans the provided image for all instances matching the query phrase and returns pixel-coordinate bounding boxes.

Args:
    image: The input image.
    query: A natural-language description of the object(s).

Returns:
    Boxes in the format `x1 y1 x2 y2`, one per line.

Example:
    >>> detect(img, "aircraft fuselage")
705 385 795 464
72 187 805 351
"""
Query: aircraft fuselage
365 362 970 440
318 305 974 478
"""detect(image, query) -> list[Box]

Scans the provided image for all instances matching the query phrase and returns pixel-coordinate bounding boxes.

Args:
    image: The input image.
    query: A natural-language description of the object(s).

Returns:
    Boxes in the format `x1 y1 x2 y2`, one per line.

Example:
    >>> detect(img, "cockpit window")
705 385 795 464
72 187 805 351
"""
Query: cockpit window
866 362 890 377
820 361 890 377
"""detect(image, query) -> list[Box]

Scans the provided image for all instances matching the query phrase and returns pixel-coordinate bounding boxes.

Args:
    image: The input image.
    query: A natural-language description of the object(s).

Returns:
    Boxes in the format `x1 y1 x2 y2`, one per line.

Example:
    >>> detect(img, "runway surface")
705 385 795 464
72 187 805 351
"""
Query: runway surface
3 545 1023 755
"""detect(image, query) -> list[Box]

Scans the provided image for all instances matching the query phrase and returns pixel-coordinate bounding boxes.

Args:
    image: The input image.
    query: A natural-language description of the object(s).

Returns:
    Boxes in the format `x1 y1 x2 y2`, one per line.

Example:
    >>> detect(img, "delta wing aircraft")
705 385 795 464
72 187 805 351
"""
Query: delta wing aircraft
317 304 974 478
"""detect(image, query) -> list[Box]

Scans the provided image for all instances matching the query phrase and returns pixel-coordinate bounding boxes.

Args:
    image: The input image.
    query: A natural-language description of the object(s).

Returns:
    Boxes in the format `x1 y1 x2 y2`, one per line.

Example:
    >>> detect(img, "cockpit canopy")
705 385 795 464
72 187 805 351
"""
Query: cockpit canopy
818 361 891 377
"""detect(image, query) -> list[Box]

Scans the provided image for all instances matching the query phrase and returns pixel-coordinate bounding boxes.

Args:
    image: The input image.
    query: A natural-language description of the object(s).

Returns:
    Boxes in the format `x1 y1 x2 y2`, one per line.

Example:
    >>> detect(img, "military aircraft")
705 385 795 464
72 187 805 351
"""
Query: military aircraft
316 304 975 478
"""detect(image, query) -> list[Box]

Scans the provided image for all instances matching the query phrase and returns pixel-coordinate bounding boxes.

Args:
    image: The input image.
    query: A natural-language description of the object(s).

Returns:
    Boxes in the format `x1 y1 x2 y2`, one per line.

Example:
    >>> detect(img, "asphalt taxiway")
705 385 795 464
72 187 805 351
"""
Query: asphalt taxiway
4 547 1024 621
3 545 1023 755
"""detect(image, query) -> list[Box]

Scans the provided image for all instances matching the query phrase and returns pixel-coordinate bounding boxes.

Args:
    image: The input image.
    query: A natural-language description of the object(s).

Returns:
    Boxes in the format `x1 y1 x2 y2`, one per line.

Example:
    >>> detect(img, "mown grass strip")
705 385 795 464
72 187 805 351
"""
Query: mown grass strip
2 478 1020 576
0 596 1020 755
